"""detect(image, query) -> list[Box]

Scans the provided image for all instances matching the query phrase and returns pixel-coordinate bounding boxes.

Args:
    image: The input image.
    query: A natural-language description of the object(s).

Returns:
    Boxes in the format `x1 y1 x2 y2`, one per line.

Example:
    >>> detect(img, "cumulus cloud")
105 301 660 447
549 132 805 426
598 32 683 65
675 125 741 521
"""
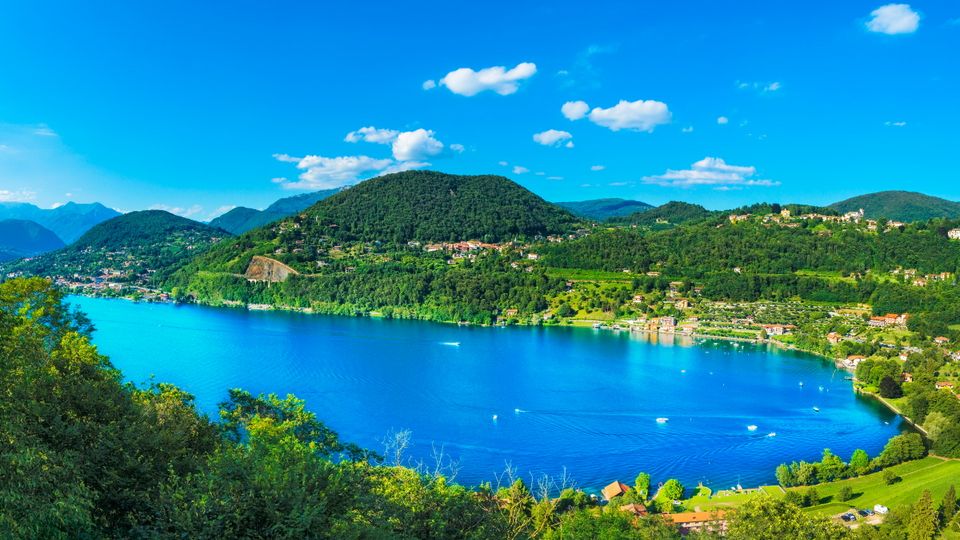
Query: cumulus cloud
561 100 590 120
392 129 445 161
642 157 779 189
344 126 451 161
512 165 529 174
273 153 395 190
590 165 605 171
422 79 437 90
437 62 537 96
866 3 920 34
532 129 574 148
449 143 465 153
717 116 730 125
345 126 399 144
565 99 671 132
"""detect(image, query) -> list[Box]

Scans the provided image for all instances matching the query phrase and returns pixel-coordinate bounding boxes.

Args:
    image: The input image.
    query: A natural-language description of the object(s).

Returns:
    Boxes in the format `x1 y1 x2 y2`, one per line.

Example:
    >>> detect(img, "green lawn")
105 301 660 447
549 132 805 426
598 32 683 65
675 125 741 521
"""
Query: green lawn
795 457 960 517
677 457 960 518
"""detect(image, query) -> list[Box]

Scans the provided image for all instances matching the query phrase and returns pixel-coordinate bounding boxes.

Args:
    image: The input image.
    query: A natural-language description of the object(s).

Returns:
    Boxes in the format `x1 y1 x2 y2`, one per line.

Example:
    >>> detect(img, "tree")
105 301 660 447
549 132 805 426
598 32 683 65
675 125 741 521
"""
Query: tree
838 486 854 502
883 469 899 485
848 449 870 476
803 487 821 507
941 485 957 528
908 490 938 540
879 375 904 398
634 472 651 498
877 433 927 467
818 449 846 482
660 479 684 501
776 463 796 486
726 497 850 539
933 426 960 458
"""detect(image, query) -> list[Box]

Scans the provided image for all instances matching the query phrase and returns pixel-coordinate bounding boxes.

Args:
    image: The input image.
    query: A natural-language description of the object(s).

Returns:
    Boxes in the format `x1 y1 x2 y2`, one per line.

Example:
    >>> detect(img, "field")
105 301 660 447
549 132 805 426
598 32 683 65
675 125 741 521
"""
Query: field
678 457 960 520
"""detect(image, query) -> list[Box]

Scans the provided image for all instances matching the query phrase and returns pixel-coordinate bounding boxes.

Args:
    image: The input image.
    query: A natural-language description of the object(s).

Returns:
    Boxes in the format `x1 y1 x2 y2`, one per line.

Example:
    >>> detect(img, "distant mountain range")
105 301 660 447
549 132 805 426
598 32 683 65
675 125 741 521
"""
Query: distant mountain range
555 198 653 221
828 191 960 222
210 189 343 234
0 201 121 244
0 219 66 262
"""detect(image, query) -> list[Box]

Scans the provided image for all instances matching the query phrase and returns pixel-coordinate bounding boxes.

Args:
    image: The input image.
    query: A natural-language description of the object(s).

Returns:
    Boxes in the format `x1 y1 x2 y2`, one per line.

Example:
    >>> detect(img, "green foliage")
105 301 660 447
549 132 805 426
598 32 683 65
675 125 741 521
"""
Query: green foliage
877 433 927 468
879 376 904 398
829 190 960 222
725 497 850 539
838 485 854 502
907 490 938 540
610 201 714 227
883 469 900 485
660 479 684 501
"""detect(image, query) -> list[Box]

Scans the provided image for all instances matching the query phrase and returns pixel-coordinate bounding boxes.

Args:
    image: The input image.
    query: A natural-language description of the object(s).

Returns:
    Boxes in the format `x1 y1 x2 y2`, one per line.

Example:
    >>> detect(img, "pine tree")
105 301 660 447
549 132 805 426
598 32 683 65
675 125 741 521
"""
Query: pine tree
908 490 938 540
941 485 957 528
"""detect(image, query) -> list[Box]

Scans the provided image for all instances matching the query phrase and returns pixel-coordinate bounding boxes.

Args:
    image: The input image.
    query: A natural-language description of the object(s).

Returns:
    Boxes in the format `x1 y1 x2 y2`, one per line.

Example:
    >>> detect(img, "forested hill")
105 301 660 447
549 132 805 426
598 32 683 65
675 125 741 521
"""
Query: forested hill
611 201 715 226
3 210 230 285
829 191 960 222
284 170 578 242
0 219 65 261
210 188 343 234
555 198 653 221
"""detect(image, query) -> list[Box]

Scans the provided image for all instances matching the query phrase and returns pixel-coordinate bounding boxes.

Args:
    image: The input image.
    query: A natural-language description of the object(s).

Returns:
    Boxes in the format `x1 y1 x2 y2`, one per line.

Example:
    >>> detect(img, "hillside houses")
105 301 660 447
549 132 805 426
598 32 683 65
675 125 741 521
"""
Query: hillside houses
868 313 909 328
948 228 960 240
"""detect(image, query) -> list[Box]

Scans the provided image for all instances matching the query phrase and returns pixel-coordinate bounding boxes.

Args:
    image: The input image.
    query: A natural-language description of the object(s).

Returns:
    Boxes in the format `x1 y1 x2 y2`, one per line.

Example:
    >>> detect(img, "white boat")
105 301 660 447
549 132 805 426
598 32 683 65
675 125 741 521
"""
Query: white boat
767 432 777 437
656 417 669 424
747 425 758 431
441 341 461 347
813 407 820 412
492 414 498 421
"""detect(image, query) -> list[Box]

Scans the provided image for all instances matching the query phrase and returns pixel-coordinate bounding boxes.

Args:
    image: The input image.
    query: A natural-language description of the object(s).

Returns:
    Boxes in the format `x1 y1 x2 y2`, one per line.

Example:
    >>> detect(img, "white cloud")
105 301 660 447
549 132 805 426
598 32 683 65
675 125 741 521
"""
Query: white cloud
0 189 36 202
717 116 730 125
150 203 204 218
547 176 563 180
345 126 399 144
344 126 448 161
866 4 920 34
422 79 437 90
392 129 445 161
449 143 465 153
273 153 395 190
437 62 537 96
497 160 509 166
642 157 779 188
582 99 672 132
682 126 695 133
512 165 529 174
32 124 57 137
561 100 590 120
737 80 782 93
590 165 605 171
532 129 574 147
885 120 908 127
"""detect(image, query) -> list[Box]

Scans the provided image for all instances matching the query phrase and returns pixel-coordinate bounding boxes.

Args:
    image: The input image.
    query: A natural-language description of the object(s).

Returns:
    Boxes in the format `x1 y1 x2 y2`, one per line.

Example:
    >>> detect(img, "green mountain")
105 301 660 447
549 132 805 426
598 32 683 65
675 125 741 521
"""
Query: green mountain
555 198 653 221
0 201 121 243
0 219 65 261
274 170 578 243
612 201 715 226
829 191 960 222
209 189 343 234
5 210 229 285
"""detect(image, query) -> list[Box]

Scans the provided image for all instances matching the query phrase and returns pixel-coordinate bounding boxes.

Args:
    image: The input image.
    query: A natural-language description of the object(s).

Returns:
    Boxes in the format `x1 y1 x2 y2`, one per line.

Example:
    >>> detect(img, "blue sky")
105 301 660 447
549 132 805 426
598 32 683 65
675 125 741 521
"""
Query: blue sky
1 1 958 219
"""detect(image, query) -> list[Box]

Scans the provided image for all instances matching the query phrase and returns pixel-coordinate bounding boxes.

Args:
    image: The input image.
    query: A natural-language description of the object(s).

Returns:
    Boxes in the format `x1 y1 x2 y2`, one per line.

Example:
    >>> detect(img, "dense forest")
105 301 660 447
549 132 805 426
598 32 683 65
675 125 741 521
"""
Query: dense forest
209 188 343 234
555 198 653 221
610 201 715 226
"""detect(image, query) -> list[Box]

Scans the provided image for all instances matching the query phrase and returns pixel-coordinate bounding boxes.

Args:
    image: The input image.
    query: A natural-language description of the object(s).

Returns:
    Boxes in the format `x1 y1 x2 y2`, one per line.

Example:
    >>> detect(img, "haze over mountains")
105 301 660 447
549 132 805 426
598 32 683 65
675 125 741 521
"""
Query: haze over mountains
209 188 343 234
0 201 121 243
0 219 65 262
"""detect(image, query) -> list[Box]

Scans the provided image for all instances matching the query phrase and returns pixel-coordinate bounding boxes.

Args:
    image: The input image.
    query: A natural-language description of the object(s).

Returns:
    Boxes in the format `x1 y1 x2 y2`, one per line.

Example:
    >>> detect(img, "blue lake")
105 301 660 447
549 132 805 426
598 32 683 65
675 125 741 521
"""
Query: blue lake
71 296 906 492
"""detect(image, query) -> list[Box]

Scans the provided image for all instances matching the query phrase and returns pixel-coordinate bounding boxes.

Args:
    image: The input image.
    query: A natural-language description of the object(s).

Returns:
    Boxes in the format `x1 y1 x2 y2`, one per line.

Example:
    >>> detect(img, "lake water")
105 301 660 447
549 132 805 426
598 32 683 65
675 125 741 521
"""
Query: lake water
71 296 905 492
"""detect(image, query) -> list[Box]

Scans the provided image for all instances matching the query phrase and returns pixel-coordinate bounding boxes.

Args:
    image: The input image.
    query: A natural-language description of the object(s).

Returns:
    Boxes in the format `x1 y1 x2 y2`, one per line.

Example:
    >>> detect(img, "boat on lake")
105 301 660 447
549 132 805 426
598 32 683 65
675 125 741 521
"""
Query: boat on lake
656 417 669 424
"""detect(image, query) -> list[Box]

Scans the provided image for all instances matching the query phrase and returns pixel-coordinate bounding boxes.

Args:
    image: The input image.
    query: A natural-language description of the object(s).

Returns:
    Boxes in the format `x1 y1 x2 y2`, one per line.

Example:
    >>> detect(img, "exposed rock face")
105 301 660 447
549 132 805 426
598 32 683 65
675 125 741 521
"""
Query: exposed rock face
244 255 298 283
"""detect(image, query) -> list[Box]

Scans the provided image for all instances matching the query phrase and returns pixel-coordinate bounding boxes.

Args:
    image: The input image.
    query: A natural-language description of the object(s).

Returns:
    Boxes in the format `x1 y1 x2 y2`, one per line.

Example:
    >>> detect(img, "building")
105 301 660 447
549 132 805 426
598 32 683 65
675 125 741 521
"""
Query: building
762 324 796 336
935 381 955 391
601 481 631 501
827 332 842 345
663 511 728 535
619 503 648 517
934 336 951 345
948 228 960 240
659 316 677 331
843 355 866 369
